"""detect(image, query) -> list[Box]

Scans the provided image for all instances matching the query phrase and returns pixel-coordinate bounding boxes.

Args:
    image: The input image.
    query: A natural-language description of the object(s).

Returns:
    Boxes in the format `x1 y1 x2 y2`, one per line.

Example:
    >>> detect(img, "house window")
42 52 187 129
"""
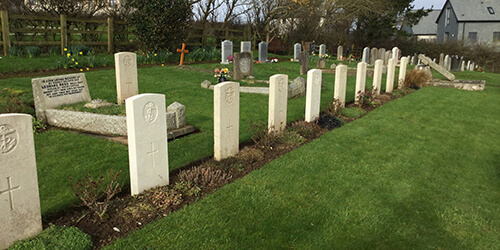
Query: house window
468 32 478 42
446 8 451 26
444 32 449 42
487 7 495 14
109 0 117 6
494 32 500 42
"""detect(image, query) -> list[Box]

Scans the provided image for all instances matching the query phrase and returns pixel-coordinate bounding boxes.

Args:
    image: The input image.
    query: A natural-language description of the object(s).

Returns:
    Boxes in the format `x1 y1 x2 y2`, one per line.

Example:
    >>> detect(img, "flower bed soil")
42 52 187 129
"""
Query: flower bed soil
43 91 409 249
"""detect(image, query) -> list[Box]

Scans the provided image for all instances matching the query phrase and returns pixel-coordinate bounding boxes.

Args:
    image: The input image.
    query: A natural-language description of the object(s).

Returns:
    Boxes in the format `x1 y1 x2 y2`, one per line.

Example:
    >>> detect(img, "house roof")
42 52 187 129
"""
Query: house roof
437 0 500 22
411 10 440 35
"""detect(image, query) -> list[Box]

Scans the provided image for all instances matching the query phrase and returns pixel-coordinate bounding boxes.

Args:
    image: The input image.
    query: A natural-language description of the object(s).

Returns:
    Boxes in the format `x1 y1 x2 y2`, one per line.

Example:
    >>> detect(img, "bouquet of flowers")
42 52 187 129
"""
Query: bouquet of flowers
214 68 230 78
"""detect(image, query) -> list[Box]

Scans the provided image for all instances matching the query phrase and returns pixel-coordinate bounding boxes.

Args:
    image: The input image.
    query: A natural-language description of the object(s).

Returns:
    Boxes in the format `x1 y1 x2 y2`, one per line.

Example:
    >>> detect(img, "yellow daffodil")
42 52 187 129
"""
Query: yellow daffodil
154 53 157 56
80 69 83 71
75 62 78 65
79 52 83 55
161 64 164 67
64 48 67 51
71 59 75 61
86 68 89 71
67 53 70 57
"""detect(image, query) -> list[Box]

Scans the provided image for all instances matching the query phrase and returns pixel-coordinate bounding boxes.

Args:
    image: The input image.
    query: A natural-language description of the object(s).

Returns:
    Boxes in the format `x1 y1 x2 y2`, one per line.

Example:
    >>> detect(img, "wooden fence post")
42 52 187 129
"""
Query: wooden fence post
60 14 67 55
225 26 229 40
107 17 114 54
1 10 11 56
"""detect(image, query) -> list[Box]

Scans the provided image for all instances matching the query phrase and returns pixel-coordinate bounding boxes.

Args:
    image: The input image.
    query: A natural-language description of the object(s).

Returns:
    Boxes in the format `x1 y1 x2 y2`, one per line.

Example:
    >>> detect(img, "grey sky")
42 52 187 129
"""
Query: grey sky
413 0 447 9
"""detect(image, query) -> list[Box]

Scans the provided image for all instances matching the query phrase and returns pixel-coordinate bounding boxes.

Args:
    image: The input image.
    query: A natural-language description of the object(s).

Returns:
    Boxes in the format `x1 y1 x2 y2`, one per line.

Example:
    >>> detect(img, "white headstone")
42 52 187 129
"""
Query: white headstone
386 58 395 93
392 47 399 61
334 65 347 108
398 57 409 89
439 53 445 66
268 74 288 133
384 51 391 65
32 73 91 122
214 82 240 161
0 114 42 249
337 46 343 60
258 42 268 63
379 48 386 61
372 59 383 95
126 94 169 195
294 43 301 61
467 61 471 71
221 40 233 64
370 47 378 64
241 41 251 53
355 62 367 104
319 44 326 56
362 47 370 64
444 55 451 71
305 69 322 122
115 52 138 105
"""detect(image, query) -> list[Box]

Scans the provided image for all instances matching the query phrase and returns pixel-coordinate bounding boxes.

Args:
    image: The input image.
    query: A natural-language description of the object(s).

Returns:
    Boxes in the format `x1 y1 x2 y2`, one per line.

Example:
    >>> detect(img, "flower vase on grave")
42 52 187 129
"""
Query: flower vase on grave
218 77 227 83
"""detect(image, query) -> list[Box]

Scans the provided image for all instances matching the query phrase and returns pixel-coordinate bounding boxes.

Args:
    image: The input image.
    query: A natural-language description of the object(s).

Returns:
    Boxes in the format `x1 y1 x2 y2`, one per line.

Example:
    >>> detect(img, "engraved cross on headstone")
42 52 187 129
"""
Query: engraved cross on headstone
147 142 159 168
0 177 20 211
226 119 233 139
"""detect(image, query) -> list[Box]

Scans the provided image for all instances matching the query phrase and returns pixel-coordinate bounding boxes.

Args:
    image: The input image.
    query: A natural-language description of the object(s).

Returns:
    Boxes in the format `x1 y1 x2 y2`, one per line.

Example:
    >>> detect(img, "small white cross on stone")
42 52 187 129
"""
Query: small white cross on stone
0 176 20 211
147 142 159 168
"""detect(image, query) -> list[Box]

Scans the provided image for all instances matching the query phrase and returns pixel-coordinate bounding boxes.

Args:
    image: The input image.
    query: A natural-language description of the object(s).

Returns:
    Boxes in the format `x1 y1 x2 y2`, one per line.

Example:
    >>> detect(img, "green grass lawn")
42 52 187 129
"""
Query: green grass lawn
1 60 370 216
107 71 500 249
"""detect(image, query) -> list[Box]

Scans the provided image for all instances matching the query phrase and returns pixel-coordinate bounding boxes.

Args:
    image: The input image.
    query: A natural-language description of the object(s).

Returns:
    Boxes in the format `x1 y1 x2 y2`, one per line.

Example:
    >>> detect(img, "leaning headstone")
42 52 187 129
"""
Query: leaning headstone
355 62 367 104
214 81 239 161
241 41 251 53
233 52 254 80
418 54 455 81
439 53 445 66
221 40 233 64
334 64 347 108
258 41 268 63
412 55 418 65
299 51 309 75
115 52 138 105
370 47 378 64
126 94 169 195
386 58 395 93
372 59 383 95
305 69 322 122
268 74 288 133
319 44 326 56
362 47 370 64
293 43 301 61
32 73 91 122
398 57 409 89
337 45 343 60
0 114 42 249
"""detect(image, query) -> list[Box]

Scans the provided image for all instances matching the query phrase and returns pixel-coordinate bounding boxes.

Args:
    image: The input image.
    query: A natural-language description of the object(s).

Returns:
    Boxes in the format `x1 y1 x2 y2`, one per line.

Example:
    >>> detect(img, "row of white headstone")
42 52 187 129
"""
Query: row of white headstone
213 69 324 160
221 40 272 64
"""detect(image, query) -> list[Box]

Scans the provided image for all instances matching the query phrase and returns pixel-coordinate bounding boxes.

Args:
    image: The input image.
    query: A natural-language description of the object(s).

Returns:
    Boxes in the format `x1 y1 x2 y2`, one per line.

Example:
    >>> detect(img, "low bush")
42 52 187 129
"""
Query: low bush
9 225 93 250
25 46 42 58
178 166 233 188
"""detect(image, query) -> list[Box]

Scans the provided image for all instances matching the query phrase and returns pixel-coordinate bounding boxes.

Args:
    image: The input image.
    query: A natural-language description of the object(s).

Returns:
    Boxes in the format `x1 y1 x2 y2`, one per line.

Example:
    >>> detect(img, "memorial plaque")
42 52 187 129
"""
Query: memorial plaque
32 73 91 122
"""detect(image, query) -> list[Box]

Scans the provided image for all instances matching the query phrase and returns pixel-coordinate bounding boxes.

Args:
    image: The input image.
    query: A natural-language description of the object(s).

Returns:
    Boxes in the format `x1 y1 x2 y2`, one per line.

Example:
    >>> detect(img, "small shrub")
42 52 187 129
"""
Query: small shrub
173 181 201 197
356 90 376 108
325 99 344 116
289 120 327 140
403 68 431 89
249 121 280 149
49 46 60 56
68 169 122 220
32 117 47 133
8 46 23 57
9 225 93 250
25 46 42 58
279 130 306 147
185 47 221 62
149 188 183 208
238 147 265 163
178 166 232 188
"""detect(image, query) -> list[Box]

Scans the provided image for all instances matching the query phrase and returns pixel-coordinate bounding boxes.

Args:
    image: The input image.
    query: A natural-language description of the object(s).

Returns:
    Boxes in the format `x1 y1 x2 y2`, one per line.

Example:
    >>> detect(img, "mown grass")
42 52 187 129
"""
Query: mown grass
107 71 500 249
1 60 373 216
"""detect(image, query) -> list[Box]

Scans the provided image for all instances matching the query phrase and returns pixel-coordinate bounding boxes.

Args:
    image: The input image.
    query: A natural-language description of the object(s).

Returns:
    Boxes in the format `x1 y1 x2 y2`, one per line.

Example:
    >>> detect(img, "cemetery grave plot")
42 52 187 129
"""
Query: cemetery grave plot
44 86 412 248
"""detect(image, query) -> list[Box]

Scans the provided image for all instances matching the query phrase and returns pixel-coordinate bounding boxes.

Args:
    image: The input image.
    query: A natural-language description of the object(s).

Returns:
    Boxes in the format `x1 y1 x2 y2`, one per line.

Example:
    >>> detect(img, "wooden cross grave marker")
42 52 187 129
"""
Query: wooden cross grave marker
176 43 189 66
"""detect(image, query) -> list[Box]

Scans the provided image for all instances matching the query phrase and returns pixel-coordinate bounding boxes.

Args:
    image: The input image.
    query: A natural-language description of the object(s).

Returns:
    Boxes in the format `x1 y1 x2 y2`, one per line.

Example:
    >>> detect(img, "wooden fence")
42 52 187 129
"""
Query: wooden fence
0 10 133 56
0 10 265 56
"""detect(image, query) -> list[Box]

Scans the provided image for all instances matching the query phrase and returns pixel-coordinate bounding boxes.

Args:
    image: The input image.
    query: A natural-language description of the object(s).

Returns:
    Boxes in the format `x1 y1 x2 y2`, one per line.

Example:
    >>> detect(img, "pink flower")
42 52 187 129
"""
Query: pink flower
215 68 220 73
